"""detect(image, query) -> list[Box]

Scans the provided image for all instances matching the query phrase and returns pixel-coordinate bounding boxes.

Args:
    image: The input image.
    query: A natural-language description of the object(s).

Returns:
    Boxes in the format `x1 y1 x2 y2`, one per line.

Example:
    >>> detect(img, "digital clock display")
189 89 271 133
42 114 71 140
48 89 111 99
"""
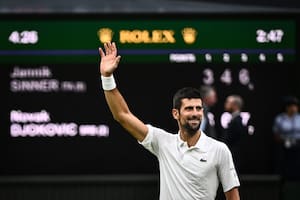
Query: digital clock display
8 30 39 44
256 29 284 43
0 13 299 175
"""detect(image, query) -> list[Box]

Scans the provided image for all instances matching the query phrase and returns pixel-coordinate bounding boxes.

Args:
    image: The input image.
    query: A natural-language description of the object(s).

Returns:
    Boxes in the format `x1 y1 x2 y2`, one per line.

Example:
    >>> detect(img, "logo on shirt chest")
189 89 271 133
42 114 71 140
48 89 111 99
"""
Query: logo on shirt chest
182 154 212 178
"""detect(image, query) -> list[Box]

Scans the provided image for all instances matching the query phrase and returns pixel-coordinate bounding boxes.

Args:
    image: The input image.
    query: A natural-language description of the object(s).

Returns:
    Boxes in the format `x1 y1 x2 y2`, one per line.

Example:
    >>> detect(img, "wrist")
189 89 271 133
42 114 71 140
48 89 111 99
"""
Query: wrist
101 74 116 91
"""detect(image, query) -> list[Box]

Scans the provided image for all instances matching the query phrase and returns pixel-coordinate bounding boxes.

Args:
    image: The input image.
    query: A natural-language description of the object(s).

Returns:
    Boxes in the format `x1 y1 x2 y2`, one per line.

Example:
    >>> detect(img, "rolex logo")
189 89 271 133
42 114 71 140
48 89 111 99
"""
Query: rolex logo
182 27 197 44
97 28 114 43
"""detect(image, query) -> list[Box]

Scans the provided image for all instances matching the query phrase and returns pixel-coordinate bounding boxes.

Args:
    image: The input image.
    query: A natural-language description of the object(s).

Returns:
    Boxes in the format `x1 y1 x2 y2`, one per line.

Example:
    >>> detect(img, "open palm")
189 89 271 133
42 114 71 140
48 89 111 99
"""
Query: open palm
99 42 121 76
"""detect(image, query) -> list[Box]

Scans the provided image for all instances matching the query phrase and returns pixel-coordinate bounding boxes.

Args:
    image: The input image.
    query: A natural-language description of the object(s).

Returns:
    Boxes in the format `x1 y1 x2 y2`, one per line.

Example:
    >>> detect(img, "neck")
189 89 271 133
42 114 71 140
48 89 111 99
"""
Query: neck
231 110 240 117
180 130 201 147
287 111 296 117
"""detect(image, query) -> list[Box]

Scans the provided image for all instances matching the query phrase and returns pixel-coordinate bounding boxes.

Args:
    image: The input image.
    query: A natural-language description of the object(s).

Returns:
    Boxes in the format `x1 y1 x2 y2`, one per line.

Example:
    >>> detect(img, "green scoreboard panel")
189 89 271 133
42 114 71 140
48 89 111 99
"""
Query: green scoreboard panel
0 13 296 64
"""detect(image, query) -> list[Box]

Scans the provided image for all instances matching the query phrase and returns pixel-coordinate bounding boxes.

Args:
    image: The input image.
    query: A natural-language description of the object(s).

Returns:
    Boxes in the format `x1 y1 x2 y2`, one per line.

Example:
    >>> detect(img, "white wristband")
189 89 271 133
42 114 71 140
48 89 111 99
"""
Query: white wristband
101 75 116 91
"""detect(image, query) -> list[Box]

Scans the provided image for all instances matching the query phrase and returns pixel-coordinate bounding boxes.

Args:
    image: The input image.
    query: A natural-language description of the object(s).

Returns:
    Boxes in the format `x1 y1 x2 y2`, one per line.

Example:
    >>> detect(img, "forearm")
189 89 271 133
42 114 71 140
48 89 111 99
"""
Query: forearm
104 88 148 141
100 74 130 121
102 82 148 141
225 187 240 200
104 88 131 122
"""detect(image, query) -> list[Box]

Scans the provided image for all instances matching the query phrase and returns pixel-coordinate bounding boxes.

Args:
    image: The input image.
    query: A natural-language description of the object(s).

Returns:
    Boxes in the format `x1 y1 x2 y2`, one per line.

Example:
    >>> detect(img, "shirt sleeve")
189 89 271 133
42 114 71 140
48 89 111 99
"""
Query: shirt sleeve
272 115 281 133
138 124 159 156
217 143 240 192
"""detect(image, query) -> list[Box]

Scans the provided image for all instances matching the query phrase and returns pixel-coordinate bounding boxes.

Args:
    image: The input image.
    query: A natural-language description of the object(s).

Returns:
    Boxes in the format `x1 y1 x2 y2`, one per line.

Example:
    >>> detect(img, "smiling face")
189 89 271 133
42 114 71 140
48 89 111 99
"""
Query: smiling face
172 98 203 135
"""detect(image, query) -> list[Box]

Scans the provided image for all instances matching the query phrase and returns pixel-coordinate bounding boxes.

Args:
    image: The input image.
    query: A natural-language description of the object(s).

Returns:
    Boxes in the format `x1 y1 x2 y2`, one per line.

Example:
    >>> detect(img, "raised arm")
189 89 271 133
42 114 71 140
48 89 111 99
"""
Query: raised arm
99 42 148 142
225 187 240 200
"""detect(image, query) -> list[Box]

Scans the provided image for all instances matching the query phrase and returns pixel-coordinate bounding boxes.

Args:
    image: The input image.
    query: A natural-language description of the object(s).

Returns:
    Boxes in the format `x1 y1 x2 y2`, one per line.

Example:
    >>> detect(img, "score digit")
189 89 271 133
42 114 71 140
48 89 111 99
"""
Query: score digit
239 68 250 85
220 69 232 85
203 68 214 85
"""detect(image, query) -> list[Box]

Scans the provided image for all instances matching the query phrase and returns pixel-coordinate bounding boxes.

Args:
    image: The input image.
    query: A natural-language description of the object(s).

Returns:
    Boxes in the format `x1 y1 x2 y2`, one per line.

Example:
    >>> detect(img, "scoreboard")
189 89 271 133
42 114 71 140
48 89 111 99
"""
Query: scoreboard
0 14 295 64
0 13 299 175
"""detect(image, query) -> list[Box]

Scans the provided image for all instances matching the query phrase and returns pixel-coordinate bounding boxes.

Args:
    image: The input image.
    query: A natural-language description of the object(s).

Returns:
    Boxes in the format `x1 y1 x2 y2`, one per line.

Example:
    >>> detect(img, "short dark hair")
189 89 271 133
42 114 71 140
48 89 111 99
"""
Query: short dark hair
199 85 215 99
231 95 244 110
173 87 201 109
283 96 299 107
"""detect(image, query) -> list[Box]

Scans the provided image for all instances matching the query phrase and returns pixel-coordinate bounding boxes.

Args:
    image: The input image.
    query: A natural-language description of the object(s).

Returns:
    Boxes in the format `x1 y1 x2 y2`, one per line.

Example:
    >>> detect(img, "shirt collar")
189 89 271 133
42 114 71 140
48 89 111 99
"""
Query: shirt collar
177 131 209 153
231 111 240 119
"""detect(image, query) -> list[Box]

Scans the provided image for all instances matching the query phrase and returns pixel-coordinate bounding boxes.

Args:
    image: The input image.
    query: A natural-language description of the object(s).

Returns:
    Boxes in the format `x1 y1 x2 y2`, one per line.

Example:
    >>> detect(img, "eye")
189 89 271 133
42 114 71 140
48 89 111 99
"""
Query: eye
196 106 203 111
184 106 193 111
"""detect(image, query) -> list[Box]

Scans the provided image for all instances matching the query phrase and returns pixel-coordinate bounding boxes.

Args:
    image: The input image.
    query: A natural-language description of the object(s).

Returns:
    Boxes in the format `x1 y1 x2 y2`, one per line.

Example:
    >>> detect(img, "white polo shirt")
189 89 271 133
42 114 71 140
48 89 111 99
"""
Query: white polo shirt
139 124 240 200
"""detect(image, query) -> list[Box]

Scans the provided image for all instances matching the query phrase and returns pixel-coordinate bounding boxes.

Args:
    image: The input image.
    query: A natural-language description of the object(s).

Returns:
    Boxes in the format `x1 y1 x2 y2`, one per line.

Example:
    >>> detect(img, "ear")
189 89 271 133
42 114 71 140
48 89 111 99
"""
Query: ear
172 108 179 120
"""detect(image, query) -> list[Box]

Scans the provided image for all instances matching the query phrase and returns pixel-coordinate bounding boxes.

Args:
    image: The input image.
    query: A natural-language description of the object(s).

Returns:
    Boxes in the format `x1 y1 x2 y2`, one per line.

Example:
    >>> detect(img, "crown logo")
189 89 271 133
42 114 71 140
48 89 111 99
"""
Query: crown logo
181 27 197 44
97 28 114 43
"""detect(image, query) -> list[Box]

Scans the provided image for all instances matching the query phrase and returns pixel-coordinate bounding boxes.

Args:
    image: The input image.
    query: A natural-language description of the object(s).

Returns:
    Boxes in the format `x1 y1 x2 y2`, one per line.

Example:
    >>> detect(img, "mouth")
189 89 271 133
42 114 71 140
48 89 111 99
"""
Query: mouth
188 119 200 125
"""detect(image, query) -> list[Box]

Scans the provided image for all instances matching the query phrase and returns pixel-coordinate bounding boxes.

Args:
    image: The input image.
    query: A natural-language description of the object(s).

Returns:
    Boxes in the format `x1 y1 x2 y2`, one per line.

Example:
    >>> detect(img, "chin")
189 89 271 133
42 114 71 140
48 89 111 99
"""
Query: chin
186 126 200 135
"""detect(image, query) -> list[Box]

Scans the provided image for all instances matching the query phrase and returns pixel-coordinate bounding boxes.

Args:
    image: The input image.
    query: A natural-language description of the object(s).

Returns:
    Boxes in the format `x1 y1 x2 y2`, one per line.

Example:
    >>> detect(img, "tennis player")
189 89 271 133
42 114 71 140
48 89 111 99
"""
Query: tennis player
99 42 240 200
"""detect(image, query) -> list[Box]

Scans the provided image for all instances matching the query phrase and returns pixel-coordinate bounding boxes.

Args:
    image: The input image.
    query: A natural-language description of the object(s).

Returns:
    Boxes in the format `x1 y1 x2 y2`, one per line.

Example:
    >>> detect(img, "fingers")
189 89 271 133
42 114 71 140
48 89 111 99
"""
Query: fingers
99 47 105 58
115 55 121 65
100 42 118 58
111 42 117 56
103 42 118 55
104 42 110 55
